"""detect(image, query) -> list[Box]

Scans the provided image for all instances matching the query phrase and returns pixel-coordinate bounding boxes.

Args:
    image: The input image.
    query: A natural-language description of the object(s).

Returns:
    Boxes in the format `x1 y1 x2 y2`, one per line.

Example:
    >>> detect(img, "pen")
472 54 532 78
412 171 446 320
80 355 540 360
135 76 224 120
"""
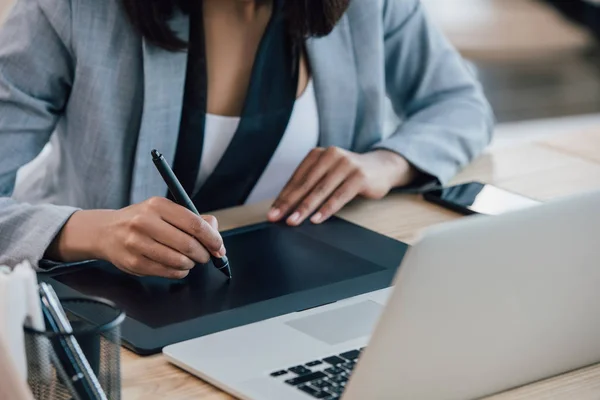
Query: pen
39 283 107 400
151 149 232 279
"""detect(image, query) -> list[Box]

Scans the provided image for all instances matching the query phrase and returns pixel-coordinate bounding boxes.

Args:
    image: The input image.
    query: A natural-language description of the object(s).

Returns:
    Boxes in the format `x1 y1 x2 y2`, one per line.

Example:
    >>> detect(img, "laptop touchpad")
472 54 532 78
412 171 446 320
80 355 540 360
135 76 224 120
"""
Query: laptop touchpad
286 301 383 345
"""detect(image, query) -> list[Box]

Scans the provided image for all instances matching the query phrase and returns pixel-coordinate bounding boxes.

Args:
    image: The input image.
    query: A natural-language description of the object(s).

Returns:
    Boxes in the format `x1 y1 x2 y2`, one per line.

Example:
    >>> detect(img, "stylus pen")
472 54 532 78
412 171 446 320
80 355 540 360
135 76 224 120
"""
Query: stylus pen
151 149 232 279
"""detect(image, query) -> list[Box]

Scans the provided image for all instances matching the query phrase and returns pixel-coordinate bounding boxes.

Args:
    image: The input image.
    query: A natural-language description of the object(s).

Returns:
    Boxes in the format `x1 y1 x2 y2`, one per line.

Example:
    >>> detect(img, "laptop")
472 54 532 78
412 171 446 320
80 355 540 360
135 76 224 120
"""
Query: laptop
164 190 600 400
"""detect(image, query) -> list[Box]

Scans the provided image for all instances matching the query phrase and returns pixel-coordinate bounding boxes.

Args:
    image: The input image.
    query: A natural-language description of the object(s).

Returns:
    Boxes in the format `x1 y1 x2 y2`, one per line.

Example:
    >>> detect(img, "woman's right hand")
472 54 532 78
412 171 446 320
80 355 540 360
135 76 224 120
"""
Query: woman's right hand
47 197 226 279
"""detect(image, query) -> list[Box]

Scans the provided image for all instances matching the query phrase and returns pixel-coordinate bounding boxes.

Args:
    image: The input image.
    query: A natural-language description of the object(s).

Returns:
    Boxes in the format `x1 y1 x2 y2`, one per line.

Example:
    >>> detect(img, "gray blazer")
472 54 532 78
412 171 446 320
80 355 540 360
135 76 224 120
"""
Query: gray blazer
0 0 493 266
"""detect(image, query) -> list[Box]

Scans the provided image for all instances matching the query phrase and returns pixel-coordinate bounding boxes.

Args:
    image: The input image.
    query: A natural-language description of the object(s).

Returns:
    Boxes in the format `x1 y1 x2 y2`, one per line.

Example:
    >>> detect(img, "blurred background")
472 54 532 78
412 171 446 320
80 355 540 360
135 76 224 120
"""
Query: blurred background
423 0 600 122
422 0 600 149
0 0 598 150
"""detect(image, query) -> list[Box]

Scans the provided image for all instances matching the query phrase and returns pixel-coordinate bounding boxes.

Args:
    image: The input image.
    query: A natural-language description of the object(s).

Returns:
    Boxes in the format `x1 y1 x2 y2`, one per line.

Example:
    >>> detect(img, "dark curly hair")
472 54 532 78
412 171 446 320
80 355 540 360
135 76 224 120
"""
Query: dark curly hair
121 0 351 51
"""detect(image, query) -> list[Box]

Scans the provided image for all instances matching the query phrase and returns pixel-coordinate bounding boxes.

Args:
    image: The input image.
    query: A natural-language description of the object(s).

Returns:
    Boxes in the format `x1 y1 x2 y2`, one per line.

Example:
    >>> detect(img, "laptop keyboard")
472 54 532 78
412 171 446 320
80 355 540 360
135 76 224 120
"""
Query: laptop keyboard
269 348 364 399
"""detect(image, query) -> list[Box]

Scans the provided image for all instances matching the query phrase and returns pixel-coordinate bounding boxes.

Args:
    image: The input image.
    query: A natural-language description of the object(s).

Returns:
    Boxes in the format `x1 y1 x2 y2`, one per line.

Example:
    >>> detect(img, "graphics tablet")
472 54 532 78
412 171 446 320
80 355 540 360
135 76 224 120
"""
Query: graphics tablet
40 217 408 355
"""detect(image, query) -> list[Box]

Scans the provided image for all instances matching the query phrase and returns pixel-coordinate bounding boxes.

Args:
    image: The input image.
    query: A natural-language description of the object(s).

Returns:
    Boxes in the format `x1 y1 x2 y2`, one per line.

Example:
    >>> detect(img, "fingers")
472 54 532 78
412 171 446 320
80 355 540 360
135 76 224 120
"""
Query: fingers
286 158 355 226
120 254 191 280
269 147 344 222
281 148 324 196
202 214 219 231
312 170 364 224
120 233 194 279
135 215 211 264
123 232 193 270
269 147 366 226
268 148 324 221
145 197 225 257
111 198 226 279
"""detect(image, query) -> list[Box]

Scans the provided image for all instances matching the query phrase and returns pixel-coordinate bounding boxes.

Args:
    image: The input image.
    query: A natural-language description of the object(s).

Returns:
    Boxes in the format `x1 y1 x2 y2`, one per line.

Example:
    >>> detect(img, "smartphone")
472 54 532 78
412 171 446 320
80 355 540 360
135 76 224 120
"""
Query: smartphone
423 181 541 216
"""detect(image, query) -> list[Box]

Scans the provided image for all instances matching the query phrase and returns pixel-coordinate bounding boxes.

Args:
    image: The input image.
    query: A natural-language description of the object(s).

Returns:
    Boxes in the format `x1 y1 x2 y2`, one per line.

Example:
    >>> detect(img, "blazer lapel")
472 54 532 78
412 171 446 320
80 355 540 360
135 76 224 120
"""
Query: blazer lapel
130 14 190 204
306 15 357 150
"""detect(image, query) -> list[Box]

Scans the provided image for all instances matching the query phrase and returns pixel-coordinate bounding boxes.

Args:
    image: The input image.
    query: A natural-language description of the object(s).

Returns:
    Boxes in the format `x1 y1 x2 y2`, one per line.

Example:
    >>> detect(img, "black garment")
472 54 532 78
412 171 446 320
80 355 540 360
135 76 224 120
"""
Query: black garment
170 0 300 213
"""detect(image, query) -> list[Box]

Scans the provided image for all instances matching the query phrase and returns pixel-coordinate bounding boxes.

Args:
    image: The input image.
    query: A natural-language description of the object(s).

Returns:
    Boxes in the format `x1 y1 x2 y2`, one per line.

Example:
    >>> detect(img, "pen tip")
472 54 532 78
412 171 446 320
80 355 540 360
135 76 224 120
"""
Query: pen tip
151 149 161 159
222 261 232 279
213 255 232 279
223 260 232 280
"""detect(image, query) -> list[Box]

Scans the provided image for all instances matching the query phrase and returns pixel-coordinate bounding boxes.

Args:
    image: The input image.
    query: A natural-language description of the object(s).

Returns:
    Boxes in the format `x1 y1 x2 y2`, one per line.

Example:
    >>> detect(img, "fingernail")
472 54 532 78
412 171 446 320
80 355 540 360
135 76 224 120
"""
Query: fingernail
288 212 300 225
311 213 323 224
268 208 281 220
218 245 226 257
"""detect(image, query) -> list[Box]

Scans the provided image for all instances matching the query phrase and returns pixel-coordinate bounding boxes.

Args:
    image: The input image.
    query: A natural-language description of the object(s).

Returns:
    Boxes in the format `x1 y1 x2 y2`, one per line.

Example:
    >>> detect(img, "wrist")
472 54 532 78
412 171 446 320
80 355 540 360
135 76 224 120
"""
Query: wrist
369 150 418 188
46 209 114 262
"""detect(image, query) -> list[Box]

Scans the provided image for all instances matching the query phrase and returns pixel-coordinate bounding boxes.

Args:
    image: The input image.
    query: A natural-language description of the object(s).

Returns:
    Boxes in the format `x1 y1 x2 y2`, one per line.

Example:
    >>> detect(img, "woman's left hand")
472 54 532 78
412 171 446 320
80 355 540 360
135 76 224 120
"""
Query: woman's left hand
268 147 418 226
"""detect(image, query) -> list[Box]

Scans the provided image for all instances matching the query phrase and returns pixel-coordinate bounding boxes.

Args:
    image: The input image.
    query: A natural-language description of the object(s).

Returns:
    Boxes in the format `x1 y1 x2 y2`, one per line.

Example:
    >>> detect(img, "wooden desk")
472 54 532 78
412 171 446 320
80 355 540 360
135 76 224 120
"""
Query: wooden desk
123 131 600 400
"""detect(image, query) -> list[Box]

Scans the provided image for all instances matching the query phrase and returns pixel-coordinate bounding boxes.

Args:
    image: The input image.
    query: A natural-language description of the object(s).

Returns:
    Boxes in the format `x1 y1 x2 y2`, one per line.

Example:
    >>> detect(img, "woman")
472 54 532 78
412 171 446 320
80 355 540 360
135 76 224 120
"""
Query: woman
0 0 493 278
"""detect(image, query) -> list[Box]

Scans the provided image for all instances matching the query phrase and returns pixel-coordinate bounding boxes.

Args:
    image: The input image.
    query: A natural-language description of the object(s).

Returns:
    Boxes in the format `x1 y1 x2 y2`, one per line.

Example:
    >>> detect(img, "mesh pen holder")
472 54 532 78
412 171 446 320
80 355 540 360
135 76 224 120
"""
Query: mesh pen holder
24 296 125 400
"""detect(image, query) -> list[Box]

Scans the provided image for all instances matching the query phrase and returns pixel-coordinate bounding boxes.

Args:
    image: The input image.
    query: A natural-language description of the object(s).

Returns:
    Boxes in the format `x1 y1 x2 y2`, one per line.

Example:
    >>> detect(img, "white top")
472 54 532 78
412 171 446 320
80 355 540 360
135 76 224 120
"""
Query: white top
194 79 319 204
